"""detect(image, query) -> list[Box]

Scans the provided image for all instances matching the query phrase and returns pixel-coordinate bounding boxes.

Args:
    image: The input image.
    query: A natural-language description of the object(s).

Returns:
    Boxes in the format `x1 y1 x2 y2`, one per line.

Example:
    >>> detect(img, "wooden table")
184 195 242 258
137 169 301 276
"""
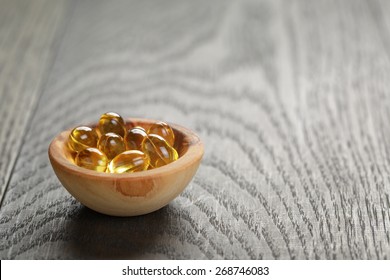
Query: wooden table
1 0 390 259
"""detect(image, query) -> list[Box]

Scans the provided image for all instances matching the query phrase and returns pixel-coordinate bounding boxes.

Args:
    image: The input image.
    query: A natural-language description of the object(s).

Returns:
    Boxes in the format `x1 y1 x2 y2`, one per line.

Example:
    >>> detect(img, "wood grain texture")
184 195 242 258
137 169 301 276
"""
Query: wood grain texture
0 0 68 202
48 118 203 217
1 0 390 259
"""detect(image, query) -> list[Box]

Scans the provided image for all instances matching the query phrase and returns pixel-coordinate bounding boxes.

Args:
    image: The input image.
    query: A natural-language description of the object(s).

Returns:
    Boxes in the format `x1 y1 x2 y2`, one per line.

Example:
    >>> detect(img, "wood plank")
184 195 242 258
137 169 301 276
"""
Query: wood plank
1 0 390 259
0 0 69 203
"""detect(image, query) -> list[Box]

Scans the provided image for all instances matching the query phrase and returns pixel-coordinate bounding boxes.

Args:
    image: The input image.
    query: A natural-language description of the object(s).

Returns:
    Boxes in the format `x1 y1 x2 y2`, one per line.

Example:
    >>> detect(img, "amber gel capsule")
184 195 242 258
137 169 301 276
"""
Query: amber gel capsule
142 134 178 168
75 147 108 172
68 126 98 152
98 132 126 160
108 150 150 173
126 127 148 150
148 121 175 146
98 112 126 137
133 126 146 131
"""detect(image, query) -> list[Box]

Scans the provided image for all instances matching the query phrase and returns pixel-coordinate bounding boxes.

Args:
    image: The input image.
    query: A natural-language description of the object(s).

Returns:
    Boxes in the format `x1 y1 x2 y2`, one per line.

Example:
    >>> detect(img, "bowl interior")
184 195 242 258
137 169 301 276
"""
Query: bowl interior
60 118 199 174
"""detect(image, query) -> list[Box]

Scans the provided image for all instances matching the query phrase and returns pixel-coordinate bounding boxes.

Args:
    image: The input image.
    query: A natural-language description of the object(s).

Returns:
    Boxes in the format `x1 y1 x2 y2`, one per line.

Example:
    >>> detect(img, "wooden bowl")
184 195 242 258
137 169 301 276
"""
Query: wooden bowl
48 118 204 217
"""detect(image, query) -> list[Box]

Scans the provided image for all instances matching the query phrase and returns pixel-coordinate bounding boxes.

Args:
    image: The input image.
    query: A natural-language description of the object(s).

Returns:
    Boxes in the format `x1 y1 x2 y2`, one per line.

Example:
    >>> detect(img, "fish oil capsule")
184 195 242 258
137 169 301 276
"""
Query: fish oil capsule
98 132 126 160
125 127 148 150
147 121 175 147
142 134 178 168
134 126 146 131
108 150 149 173
75 147 108 172
98 112 126 137
68 126 98 152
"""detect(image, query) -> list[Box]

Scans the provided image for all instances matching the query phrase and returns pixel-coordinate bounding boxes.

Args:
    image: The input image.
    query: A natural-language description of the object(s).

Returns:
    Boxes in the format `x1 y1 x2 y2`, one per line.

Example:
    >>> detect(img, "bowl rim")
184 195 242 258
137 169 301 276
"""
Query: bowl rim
48 118 204 180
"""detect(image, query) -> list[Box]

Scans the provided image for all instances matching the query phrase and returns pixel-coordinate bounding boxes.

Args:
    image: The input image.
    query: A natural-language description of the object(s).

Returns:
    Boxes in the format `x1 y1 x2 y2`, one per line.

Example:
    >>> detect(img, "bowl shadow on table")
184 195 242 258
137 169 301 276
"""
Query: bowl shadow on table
65 204 179 259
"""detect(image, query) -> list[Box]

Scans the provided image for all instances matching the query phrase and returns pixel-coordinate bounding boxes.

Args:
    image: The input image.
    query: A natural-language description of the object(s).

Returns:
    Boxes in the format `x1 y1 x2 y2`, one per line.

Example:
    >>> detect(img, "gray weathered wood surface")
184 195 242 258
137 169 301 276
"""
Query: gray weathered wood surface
1 0 390 259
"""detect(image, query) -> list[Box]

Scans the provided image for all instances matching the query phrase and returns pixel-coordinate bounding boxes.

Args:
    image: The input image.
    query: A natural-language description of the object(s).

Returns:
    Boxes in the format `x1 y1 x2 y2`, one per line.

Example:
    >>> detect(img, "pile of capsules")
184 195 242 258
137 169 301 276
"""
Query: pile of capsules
67 112 178 173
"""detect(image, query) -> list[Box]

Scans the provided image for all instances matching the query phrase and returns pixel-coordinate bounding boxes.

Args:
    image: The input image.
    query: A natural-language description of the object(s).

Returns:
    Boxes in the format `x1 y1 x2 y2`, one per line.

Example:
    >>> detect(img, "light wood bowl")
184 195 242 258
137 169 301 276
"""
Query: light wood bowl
48 118 204 217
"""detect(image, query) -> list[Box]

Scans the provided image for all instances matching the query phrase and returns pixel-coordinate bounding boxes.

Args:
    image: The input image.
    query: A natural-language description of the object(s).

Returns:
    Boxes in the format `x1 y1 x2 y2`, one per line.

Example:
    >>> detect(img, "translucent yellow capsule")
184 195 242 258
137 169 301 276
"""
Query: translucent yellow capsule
142 134 178 168
98 112 126 137
133 126 146 131
108 150 150 173
147 121 175 147
68 126 98 152
125 127 148 150
97 132 126 160
75 147 108 172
